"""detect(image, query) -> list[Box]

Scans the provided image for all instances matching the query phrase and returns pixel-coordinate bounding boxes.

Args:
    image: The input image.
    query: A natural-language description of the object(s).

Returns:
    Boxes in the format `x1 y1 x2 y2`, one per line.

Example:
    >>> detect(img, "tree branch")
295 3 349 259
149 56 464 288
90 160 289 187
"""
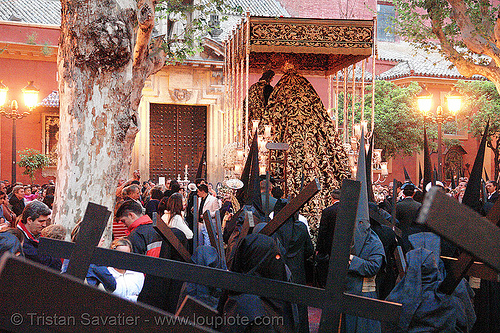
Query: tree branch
133 0 156 68
130 0 165 110
495 15 500 48
480 0 493 33
428 9 500 91
446 0 500 62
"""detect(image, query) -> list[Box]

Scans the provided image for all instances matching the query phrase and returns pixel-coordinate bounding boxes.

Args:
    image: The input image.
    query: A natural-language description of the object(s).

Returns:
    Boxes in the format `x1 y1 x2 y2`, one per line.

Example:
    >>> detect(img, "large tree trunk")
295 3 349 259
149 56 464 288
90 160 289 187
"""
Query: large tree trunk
54 0 162 242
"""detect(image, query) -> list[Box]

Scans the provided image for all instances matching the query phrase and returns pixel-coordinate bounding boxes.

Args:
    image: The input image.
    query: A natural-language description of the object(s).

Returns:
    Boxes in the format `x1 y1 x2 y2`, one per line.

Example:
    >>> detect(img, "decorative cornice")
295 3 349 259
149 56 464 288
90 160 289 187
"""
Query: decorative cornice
0 20 59 30
0 42 57 62
249 17 373 56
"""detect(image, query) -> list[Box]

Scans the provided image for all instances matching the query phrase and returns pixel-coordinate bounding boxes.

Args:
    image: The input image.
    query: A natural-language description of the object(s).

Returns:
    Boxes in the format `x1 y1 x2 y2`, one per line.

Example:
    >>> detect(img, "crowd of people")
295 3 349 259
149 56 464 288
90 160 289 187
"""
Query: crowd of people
0 169 498 332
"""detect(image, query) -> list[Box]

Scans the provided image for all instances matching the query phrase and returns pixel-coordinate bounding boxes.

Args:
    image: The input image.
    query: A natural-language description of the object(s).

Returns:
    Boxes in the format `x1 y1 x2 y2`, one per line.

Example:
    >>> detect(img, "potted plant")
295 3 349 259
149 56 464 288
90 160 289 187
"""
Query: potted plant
18 149 51 184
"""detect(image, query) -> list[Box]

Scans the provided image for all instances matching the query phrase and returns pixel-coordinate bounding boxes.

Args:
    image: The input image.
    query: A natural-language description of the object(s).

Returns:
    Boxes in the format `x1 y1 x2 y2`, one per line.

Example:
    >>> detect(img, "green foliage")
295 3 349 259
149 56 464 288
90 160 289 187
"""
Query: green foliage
18 149 50 183
156 0 240 63
455 80 500 178
369 81 427 159
42 42 53 57
455 80 500 138
337 81 430 160
26 33 37 45
392 0 497 68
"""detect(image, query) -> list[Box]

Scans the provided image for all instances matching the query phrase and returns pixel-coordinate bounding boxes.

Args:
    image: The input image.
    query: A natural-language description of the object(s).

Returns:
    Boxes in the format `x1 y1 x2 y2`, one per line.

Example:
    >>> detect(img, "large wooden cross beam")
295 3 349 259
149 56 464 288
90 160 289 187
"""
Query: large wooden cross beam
225 178 319 267
66 202 111 279
437 197 500 293
226 210 253 269
153 212 193 263
0 254 214 332
225 179 320 244
203 211 227 269
39 180 401 332
259 179 321 236
417 188 500 275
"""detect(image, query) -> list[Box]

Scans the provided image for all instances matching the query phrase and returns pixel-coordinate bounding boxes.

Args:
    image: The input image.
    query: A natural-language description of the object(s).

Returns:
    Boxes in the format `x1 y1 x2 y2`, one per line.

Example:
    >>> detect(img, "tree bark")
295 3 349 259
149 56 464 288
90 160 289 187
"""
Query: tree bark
54 0 163 242
427 0 500 93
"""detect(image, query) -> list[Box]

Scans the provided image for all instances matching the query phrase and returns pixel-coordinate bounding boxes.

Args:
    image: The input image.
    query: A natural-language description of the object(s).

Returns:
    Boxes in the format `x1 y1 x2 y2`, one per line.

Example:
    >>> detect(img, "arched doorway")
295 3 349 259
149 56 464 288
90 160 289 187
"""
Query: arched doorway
444 145 467 181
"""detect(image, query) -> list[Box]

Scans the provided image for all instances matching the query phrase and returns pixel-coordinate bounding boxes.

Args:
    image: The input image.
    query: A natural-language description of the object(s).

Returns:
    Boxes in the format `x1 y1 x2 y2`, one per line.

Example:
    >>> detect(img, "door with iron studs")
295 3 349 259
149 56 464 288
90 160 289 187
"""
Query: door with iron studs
149 103 207 182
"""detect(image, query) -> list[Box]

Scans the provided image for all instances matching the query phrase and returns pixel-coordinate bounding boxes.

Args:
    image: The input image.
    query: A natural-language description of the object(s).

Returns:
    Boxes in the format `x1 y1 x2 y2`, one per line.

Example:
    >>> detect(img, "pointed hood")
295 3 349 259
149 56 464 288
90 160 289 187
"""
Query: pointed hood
403 166 412 184
391 178 397 225
354 130 371 256
195 149 206 180
236 135 257 205
418 162 423 189
423 127 433 192
366 134 375 203
246 131 263 213
484 167 490 181
462 122 489 212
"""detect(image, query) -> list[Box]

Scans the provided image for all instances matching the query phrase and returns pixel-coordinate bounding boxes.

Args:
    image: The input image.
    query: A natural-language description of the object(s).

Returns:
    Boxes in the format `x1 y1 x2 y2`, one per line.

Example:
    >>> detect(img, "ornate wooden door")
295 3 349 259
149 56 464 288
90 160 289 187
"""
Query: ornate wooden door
150 103 207 181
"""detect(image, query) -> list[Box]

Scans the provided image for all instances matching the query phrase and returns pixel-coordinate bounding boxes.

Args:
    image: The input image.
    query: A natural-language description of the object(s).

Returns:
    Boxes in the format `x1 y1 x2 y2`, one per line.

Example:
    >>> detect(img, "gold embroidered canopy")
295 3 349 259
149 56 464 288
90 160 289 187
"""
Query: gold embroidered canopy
223 15 375 147
227 16 374 76
247 17 373 75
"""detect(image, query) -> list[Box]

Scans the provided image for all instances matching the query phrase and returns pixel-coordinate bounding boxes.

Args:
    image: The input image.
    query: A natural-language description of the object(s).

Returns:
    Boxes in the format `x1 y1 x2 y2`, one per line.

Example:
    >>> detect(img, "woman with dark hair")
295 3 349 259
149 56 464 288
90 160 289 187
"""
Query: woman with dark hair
145 187 163 219
221 233 295 332
164 180 181 199
43 185 56 210
0 191 15 227
161 193 192 239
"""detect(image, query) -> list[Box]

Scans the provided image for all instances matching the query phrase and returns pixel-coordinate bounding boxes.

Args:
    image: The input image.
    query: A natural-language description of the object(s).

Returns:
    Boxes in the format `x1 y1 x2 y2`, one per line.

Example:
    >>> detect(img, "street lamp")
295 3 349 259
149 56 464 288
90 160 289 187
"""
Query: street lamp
417 87 461 181
0 81 40 183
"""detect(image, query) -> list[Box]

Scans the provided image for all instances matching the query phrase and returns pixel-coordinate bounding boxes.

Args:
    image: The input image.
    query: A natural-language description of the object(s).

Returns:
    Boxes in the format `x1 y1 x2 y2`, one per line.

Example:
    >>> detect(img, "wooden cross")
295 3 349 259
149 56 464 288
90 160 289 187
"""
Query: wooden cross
0 254 213 332
441 255 500 282
39 179 401 333
0 203 209 332
226 210 253 269
153 212 193 263
417 188 500 277
193 194 199 251
436 196 500 293
394 246 407 280
259 179 321 236
66 202 111 280
203 210 227 269
225 178 319 267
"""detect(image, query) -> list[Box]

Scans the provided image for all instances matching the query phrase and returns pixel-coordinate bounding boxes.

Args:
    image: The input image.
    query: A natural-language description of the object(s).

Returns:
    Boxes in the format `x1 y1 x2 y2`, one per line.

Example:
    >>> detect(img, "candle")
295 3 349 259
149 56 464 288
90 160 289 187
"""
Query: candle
264 125 272 138
353 123 361 139
258 137 266 151
234 163 242 175
361 120 368 136
259 164 266 175
381 162 388 176
237 149 244 160
252 119 260 133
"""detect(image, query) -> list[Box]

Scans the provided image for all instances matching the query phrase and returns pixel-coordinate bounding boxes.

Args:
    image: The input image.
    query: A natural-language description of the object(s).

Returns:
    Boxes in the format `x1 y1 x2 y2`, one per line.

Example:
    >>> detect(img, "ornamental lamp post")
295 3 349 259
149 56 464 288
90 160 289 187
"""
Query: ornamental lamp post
417 87 461 181
0 81 40 183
